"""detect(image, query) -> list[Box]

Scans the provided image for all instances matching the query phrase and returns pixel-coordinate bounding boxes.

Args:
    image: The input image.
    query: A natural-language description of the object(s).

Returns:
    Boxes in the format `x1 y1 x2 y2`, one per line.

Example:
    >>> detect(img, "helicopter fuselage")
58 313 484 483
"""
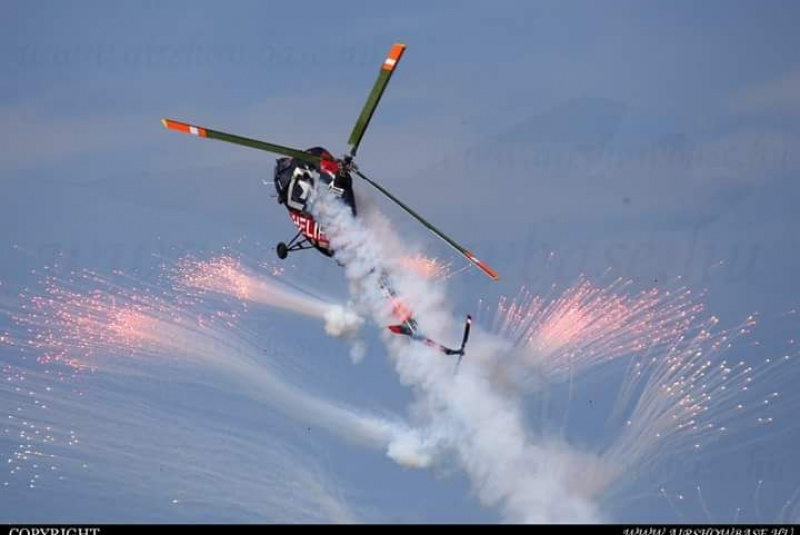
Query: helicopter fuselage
273 147 355 257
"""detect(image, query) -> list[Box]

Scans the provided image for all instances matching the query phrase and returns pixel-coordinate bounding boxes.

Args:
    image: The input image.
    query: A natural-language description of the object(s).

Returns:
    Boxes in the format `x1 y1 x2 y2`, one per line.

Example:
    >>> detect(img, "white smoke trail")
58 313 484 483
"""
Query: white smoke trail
309 187 602 522
174 256 366 361
0 368 364 523
477 280 800 506
8 273 430 469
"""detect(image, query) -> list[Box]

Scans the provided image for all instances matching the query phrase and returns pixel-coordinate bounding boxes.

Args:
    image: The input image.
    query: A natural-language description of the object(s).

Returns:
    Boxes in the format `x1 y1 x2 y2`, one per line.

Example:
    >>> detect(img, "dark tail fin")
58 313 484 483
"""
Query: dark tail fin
451 315 472 374
443 315 472 355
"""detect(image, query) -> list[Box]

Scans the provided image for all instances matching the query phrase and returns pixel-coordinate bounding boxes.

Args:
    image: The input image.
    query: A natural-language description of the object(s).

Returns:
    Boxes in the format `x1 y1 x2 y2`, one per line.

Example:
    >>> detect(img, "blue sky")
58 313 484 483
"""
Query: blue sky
2 0 800 523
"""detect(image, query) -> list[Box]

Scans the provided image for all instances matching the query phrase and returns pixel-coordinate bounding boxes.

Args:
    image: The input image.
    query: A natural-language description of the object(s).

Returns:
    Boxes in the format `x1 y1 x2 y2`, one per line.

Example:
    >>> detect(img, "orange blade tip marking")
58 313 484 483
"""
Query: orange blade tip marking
478 263 500 281
389 43 406 59
162 119 206 137
382 43 406 71
161 119 189 133
465 250 499 281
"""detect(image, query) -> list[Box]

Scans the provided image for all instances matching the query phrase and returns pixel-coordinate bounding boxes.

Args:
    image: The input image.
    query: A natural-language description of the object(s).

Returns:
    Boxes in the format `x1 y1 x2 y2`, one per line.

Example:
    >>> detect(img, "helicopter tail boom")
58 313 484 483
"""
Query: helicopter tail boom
388 315 472 363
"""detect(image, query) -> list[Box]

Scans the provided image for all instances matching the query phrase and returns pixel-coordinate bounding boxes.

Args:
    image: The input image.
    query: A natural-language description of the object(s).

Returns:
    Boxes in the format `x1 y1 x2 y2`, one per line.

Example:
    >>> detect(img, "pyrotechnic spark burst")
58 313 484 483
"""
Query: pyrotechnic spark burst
602 331 795 489
2 268 424 468
172 255 364 349
482 276 706 383
1 275 96 493
0 371 88 492
1 359 363 521
2 203 797 522
396 254 461 281
11 271 218 371
175 255 253 302
658 481 800 524
480 276 800 500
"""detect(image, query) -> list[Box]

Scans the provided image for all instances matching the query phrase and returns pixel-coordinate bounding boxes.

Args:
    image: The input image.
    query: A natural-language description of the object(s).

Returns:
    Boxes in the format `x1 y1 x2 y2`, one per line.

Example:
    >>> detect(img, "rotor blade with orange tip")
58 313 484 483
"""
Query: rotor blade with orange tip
347 43 406 158
354 169 499 281
161 118 322 164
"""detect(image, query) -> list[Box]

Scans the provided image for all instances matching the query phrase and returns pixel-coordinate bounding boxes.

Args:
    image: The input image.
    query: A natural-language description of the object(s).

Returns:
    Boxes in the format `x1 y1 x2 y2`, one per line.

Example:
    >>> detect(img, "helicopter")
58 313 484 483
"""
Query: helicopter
161 43 497 361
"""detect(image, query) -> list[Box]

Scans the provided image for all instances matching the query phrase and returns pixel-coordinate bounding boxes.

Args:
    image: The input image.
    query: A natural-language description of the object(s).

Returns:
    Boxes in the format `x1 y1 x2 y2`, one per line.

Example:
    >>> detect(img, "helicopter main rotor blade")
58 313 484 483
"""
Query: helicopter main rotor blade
354 169 499 281
347 43 406 159
161 119 323 165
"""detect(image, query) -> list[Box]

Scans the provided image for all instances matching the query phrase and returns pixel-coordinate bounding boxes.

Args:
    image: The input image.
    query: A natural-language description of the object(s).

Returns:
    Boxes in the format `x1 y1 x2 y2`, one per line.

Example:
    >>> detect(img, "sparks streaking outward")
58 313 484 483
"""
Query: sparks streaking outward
397 254 462 282
173 255 367 360
1 337 365 521
3 269 432 469
2 252 799 522
160 42 491 361
174 255 363 338
483 276 707 383
480 276 800 500
258 181 800 521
